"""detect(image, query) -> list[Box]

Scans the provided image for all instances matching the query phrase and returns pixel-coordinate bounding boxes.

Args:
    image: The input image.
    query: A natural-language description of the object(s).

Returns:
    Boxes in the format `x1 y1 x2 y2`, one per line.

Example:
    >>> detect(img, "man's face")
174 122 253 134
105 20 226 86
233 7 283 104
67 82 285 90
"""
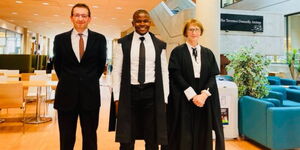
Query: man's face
70 7 91 31
132 13 151 35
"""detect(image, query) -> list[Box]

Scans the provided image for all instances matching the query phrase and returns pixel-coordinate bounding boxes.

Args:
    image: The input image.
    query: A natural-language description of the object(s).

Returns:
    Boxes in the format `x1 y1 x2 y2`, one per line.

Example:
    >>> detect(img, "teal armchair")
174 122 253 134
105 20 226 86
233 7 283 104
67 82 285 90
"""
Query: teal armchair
239 96 300 150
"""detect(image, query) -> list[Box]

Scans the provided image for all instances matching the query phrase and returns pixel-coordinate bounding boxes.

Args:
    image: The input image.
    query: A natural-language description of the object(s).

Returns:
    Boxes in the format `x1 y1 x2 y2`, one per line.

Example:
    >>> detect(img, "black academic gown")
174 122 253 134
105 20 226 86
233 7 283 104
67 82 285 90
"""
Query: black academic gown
167 44 225 150
109 32 168 145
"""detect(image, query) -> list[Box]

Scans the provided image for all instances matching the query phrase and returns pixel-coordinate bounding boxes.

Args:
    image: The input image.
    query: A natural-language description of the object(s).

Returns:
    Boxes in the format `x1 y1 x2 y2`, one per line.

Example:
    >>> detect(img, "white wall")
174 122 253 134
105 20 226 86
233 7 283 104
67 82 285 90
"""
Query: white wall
258 0 300 15
220 9 285 56
225 0 300 15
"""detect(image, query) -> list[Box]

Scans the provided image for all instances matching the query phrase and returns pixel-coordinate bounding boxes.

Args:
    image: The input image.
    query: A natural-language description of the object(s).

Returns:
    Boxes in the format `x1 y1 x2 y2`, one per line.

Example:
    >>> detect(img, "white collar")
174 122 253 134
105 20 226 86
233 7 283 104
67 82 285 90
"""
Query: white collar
186 42 201 51
72 28 88 36
133 31 151 41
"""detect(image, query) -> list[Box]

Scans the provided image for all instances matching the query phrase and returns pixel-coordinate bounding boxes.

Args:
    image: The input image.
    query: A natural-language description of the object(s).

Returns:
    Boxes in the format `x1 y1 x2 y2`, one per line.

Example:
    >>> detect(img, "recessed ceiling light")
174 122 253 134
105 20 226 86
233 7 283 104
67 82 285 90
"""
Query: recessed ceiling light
12 12 18 15
93 17 97 19
42 2 49 5
129 18 133 21
9 20 15 22
116 7 122 10
33 13 39 16
53 14 59 17
16 1 23 4
112 18 116 20
27 20 32 23
68 4 74 7
92 5 99 8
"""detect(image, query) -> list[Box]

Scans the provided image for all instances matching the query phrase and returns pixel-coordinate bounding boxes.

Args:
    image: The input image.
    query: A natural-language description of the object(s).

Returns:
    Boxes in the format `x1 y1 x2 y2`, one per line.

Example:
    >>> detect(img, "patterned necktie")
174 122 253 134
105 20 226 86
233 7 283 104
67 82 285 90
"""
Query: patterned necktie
192 47 198 63
78 33 84 60
138 36 145 84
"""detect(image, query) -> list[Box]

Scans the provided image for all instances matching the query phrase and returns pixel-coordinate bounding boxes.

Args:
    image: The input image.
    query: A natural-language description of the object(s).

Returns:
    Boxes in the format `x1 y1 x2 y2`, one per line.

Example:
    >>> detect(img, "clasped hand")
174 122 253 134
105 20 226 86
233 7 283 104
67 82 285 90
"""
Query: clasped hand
192 93 208 107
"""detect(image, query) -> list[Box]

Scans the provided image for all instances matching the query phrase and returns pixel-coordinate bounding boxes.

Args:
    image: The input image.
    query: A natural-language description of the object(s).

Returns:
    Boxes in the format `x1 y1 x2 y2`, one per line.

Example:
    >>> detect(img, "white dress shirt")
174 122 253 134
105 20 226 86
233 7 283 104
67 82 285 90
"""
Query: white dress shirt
184 43 202 100
71 29 88 62
112 32 169 103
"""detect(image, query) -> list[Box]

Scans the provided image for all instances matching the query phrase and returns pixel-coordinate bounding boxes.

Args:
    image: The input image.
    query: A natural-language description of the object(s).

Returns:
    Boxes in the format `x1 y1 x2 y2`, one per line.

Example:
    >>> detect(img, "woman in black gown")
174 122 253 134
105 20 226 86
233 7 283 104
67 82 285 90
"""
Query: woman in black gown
167 19 225 150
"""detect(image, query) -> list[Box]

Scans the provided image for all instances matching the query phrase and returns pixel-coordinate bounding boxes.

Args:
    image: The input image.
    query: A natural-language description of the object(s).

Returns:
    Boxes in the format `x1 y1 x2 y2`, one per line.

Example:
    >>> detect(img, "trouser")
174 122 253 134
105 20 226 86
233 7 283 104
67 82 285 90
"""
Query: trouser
120 83 157 150
57 108 99 150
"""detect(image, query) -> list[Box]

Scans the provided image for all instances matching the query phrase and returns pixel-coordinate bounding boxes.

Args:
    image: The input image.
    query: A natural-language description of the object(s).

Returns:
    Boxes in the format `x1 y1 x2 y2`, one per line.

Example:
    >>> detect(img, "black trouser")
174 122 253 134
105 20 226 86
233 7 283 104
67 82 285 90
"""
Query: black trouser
120 83 157 150
57 108 99 150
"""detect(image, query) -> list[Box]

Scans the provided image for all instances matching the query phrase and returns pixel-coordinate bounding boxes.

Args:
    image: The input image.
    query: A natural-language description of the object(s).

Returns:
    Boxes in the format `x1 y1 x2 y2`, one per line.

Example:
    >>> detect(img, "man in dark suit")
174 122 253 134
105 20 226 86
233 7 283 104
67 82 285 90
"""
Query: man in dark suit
53 3 107 150
111 9 169 150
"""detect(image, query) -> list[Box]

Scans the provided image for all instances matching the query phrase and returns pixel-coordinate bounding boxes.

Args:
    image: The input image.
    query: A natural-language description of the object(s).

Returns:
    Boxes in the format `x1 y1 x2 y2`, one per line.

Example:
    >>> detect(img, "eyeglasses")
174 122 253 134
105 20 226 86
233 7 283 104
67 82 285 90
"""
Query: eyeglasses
72 14 89 19
188 28 200 32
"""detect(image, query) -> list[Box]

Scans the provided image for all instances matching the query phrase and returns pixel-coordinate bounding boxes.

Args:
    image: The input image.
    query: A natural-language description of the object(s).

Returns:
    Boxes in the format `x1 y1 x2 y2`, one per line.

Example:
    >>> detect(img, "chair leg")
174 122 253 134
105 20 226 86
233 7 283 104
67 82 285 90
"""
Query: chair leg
22 107 25 134
0 109 5 123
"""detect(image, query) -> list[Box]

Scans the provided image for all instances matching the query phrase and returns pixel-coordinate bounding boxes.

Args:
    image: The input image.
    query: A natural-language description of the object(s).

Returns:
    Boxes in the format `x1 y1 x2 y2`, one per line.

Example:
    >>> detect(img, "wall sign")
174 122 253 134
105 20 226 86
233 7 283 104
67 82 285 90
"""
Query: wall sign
221 13 263 32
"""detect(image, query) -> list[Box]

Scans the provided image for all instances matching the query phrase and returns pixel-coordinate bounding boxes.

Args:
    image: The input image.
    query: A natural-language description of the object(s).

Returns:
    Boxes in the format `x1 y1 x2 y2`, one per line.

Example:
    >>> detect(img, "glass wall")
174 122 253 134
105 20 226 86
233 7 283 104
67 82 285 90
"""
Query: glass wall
0 27 22 54
285 12 300 76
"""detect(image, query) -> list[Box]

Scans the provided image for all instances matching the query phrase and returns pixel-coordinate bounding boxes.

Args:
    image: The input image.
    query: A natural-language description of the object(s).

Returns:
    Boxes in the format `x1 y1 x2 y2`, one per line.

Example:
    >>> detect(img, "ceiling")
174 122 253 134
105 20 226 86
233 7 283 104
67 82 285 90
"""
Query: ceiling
0 0 162 40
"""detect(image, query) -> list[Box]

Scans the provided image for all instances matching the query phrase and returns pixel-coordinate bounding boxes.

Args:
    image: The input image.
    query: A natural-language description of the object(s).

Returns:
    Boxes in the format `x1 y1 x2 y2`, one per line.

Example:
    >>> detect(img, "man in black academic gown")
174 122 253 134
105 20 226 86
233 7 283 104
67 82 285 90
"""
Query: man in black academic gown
110 9 169 150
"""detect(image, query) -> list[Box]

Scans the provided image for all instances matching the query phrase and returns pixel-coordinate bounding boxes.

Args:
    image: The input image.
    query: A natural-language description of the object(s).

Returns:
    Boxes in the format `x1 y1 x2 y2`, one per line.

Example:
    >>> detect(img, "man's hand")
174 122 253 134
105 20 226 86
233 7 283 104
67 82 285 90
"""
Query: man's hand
192 93 208 107
115 101 119 116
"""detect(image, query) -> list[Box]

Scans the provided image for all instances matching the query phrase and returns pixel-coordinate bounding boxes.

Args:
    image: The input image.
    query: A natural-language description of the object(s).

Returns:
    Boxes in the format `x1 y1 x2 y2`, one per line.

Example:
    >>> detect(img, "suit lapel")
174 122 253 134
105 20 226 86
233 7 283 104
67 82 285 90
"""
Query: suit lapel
64 29 79 63
81 29 96 62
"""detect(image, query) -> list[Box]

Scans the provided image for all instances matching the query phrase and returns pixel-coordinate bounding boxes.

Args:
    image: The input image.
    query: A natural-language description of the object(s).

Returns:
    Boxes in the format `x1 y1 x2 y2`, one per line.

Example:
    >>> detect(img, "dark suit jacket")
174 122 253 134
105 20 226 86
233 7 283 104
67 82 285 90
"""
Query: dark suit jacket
53 29 107 111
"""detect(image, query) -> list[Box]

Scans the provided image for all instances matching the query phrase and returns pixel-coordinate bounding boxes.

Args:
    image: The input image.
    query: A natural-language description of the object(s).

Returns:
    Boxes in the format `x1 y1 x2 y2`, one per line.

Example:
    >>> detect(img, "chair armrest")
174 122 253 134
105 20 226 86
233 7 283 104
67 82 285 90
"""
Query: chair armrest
267 107 300 149
261 98 281 107
264 91 283 106
239 96 274 146
286 88 300 103
280 78 297 85
268 79 280 85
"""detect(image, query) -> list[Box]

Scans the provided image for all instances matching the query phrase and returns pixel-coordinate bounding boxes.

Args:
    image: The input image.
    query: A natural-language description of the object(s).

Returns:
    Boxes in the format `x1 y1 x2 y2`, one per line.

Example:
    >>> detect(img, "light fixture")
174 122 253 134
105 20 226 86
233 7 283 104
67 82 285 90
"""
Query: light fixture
33 13 39 16
53 14 59 17
16 1 23 4
92 5 99 8
12 12 18 15
68 4 74 7
42 2 49 5
116 7 122 10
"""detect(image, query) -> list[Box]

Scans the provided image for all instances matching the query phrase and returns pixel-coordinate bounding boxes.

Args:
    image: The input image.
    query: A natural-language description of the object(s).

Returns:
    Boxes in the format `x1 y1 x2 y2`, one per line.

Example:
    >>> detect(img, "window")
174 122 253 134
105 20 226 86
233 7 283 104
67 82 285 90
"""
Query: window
0 27 22 54
286 12 300 65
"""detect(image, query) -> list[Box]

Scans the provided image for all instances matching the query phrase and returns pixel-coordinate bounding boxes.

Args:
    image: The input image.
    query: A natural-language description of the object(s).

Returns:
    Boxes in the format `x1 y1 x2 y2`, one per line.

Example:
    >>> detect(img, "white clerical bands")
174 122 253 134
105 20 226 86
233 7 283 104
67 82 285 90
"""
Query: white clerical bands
201 88 211 97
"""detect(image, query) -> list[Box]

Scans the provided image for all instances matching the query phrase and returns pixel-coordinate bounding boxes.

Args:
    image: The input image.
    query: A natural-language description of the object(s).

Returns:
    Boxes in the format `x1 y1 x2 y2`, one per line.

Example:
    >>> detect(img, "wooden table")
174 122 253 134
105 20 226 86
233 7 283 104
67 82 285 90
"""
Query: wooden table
4 80 58 124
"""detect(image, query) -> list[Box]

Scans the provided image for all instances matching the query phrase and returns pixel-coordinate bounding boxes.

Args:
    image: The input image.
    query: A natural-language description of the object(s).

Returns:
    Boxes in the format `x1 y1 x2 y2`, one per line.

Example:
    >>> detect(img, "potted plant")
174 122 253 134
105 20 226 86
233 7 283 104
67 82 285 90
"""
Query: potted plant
225 45 270 98
287 48 300 79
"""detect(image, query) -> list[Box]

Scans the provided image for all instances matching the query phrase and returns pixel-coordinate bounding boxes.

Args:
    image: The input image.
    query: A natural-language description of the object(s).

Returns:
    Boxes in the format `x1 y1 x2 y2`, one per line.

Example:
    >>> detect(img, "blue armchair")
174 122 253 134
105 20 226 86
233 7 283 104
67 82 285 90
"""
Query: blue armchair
289 85 300 90
239 96 300 150
265 85 300 107
267 76 296 85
